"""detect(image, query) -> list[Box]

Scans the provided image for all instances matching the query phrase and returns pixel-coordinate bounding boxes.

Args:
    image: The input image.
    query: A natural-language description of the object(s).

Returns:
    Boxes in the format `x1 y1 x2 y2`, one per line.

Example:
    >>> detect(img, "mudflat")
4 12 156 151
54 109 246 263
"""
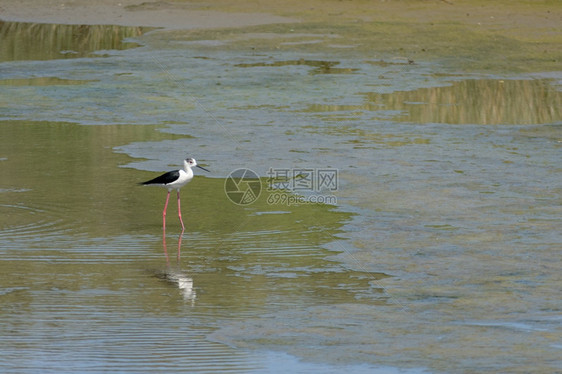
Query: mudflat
0 0 559 72
0 0 295 29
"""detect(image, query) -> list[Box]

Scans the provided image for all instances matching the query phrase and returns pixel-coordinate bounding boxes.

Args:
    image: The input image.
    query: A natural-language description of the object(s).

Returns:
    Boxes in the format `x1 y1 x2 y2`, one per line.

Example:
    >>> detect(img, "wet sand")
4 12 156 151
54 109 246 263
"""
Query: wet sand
0 0 296 29
1 0 560 72
1 0 559 35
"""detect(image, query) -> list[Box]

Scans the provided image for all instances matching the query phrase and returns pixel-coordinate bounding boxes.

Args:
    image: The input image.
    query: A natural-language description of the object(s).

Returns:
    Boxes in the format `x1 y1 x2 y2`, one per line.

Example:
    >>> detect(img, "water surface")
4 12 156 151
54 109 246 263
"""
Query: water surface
1 21 561 373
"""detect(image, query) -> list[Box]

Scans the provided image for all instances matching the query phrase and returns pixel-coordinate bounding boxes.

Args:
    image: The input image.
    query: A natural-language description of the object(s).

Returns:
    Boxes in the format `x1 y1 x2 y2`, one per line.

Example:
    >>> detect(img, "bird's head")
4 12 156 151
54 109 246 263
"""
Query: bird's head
186 157 210 172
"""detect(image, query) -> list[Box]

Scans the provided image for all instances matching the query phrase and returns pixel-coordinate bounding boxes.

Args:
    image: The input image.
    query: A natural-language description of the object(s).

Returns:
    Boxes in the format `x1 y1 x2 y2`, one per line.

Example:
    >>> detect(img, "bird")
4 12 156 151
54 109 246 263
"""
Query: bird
140 157 209 231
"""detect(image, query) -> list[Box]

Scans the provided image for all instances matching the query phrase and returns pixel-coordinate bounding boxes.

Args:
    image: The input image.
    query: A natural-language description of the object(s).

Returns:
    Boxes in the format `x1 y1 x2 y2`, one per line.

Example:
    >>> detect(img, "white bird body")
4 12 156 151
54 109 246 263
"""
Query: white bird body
172 159 194 190
141 157 209 231
141 158 206 191
167 167 192 191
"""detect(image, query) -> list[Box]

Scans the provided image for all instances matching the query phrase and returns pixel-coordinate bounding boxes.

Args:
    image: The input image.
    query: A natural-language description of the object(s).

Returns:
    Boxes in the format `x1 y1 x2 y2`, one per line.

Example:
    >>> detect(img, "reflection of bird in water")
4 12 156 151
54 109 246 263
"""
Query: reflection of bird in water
140 157 209 231
155 270 196 305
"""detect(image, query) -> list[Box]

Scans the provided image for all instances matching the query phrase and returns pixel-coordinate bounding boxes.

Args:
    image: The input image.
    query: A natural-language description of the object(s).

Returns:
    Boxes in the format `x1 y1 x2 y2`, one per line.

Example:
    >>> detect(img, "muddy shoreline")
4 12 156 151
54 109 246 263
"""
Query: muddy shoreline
0 0 295 29
1 0 560 72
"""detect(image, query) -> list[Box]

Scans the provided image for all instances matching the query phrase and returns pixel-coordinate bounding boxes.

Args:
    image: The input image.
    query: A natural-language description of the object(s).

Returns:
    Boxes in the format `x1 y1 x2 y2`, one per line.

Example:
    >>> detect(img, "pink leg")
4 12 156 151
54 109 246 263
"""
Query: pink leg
162 190 171 232
177 190 185 231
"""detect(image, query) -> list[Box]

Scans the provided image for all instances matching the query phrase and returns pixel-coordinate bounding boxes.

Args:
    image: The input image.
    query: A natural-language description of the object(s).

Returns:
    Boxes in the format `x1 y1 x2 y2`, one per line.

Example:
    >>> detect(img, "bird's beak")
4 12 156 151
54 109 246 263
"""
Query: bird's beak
196 165 210 172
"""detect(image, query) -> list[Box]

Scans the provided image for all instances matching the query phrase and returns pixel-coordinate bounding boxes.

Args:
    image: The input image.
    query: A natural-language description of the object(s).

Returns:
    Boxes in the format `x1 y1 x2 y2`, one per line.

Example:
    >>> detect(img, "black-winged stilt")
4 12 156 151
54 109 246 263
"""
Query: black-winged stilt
141 157 209 231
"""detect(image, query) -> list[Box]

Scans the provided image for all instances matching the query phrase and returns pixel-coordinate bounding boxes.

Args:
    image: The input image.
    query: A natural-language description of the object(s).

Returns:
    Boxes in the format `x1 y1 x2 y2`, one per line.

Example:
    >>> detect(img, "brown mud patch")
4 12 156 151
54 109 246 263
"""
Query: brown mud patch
0 0 560 72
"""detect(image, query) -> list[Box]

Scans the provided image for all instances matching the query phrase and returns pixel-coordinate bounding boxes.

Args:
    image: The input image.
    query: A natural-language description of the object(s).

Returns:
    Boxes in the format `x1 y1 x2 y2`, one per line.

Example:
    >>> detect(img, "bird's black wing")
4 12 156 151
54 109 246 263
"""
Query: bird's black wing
140 170 180 185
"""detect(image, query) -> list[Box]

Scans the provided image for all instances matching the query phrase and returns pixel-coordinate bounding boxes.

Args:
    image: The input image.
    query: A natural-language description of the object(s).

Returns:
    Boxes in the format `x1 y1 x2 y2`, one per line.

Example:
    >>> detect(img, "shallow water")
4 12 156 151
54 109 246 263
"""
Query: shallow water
1 22 561 373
